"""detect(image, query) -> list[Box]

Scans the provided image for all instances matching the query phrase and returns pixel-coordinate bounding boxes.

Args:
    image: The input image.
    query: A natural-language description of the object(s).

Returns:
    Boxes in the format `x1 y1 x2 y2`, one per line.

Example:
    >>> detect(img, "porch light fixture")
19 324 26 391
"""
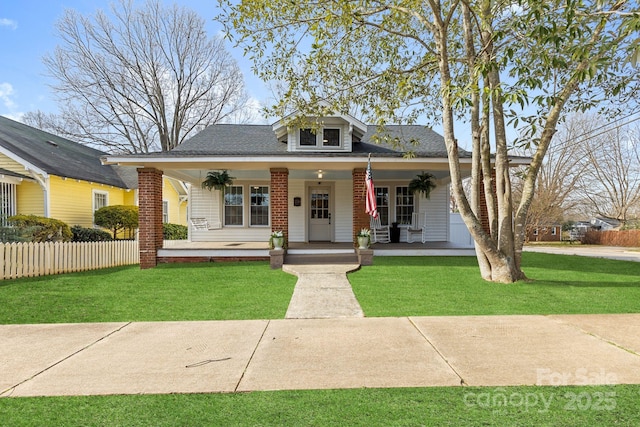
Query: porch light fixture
317 170 323 179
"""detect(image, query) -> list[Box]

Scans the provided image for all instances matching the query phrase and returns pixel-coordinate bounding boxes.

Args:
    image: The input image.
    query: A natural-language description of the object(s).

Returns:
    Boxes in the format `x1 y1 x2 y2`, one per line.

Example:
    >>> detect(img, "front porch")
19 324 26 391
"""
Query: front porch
158 240 476 264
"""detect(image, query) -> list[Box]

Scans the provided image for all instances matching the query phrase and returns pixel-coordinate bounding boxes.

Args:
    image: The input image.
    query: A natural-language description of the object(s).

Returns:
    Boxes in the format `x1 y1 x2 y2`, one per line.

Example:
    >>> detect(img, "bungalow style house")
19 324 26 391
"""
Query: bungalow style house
0 116 187 233
104 111 530 268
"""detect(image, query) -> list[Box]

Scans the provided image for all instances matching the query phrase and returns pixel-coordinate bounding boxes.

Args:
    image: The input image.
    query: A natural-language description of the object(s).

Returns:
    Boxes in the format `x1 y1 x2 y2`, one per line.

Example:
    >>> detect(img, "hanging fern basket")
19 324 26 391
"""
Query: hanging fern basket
201 170 235 191
408 172 436 198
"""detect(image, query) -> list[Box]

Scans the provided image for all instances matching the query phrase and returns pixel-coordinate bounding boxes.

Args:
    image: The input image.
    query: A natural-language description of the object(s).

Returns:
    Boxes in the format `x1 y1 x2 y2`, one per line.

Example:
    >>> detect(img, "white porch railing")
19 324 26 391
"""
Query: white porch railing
0 240 139 280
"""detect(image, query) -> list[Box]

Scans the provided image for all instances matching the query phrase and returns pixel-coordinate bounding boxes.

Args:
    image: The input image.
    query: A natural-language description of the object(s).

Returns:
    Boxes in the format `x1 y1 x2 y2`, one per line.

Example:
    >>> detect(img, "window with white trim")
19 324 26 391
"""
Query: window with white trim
162 201 169 223
300 128 316 146
224 186 244 226
250 185 270 226
93 190 109 226
298 127 341 148
375 187 390 226
395 186 414 225
322 128 340 146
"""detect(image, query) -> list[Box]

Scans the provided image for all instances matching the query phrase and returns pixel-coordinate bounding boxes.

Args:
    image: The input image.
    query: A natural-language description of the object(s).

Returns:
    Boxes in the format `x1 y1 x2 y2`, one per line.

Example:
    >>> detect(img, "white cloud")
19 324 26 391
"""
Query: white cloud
0 18 17 30
0 82 18 110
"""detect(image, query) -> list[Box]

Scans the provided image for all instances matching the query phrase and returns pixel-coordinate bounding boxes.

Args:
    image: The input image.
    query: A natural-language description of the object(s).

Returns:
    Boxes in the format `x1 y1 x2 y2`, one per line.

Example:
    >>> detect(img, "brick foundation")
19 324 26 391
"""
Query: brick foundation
157 256 269 263
138 167 164 269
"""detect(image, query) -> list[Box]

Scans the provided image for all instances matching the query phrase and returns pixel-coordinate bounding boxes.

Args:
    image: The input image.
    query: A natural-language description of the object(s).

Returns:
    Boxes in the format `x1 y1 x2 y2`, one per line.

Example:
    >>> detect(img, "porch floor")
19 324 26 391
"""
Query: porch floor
158 240 475 261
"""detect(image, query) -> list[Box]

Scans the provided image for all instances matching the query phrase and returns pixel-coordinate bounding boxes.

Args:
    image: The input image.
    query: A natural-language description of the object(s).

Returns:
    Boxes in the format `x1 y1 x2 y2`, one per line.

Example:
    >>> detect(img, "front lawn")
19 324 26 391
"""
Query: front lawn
348 252 640 317
0 262 297 324
2 385 639 426
1 253 639 324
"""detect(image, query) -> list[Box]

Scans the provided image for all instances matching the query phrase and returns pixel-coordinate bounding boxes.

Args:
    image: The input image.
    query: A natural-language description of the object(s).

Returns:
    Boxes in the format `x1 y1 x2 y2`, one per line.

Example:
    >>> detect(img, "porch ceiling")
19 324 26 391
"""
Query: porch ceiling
104 155 473 184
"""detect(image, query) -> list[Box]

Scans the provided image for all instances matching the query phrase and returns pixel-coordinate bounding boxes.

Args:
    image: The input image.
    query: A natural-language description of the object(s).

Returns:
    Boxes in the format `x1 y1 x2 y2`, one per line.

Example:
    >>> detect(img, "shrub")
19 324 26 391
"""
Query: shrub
7 215 72 242
71 225 113 242
0 226 36 243
163 223 188 240
94 205 138 239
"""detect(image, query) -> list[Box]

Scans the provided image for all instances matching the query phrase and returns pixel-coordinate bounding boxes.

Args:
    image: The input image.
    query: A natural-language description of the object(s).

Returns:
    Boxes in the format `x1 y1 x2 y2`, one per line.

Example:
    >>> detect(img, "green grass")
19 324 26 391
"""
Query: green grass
1 385 639 426
0 262 297 324
348 252 640 317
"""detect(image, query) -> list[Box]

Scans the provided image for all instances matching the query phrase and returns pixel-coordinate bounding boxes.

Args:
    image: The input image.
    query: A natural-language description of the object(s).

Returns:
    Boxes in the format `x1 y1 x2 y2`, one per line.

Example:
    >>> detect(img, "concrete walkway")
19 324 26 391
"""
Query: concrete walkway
283 263 363 319
2 314 640 397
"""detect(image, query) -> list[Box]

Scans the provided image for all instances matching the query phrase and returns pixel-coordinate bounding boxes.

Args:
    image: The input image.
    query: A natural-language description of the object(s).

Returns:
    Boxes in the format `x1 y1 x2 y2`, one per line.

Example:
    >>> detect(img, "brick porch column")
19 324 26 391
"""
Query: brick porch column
270 168 289 240
138 167 164 269
353 168 369 243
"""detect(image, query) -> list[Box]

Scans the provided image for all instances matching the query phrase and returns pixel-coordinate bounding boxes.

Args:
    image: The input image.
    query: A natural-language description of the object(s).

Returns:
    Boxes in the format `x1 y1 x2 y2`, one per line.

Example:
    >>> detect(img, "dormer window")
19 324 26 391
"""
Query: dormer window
322 129 340 146
298 128 341 148
300 129 316 146
272 110 367 153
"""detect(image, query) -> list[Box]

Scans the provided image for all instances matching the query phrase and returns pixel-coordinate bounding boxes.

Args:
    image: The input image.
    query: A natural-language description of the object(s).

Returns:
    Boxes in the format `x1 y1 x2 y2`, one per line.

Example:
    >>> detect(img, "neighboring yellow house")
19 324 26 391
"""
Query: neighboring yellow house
0 116 187 230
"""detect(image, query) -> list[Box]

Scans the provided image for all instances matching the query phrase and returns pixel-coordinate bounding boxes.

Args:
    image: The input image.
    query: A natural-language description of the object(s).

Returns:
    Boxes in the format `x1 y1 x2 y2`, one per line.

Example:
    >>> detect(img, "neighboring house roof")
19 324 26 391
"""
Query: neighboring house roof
0 116 136 189
166 124 469 158
591 216 621 229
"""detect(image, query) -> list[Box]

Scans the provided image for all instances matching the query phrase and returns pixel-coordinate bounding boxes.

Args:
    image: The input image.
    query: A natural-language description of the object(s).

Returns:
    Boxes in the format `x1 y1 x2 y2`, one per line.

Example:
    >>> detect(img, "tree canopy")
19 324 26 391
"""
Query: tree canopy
36 0 249 153
220 0 640 282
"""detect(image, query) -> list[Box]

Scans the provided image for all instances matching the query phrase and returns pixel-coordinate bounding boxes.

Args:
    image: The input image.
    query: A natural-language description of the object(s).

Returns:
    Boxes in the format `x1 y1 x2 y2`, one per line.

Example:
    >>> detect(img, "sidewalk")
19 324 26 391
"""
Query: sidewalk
2 258 640 398
524 244 640 262
2 313 640 397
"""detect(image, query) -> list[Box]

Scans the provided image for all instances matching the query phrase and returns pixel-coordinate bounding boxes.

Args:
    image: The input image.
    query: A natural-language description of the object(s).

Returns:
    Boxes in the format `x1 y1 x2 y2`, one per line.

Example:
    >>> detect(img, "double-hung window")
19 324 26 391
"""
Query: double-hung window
250 186 270 226
224 186 244 226
375 187 390 226
162 201 169 223
395 186 414 225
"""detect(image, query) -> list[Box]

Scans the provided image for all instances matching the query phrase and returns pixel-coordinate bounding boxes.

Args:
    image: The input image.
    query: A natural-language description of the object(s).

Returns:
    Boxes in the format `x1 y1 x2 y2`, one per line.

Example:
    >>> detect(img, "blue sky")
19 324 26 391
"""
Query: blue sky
0 0 271 122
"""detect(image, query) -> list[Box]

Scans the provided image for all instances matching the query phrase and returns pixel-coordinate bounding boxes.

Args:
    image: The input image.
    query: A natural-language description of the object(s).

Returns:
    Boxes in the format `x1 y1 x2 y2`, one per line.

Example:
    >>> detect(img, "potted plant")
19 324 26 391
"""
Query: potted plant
356 228 371 249
270 230 285 250
201 170 235 191
408 172 436 198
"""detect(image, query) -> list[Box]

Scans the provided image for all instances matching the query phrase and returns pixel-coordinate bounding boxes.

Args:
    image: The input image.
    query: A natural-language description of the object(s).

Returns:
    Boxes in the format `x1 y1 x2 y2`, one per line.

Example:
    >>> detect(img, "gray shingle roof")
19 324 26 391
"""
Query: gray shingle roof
168 124 468 158
0 116 136 188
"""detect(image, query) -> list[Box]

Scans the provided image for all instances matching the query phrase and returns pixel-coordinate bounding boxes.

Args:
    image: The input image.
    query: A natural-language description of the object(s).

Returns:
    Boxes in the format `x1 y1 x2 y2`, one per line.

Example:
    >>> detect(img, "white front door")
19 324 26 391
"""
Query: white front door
309 186 332 241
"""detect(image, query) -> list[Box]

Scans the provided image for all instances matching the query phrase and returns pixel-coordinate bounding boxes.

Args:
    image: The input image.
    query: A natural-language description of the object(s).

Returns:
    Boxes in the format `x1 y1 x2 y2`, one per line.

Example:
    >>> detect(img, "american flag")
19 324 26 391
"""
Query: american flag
365 156 378 218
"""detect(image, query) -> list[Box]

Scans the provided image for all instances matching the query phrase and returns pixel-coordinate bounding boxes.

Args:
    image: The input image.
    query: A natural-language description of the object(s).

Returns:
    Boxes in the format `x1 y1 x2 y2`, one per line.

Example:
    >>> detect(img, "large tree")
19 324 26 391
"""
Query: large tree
36 0 248 153
220 0 639 282
574 117 640 223
512 114 591 240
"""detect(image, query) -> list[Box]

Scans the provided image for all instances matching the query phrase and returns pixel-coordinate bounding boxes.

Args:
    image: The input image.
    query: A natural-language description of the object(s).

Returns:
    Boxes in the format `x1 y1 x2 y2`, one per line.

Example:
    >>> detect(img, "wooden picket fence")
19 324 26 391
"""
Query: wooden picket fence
0 240 139 280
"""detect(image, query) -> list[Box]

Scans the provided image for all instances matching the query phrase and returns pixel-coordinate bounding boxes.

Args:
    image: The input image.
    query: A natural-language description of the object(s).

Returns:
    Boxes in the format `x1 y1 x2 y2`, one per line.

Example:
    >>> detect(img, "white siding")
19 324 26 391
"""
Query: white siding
422 184 449 241
450 213 474 247
334 180 353 242
288 179 306 242
189 185 270 242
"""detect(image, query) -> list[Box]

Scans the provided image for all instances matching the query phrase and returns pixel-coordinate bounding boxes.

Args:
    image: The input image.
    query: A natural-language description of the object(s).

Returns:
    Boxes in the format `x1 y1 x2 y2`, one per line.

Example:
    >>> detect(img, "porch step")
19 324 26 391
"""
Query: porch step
284 253 359 265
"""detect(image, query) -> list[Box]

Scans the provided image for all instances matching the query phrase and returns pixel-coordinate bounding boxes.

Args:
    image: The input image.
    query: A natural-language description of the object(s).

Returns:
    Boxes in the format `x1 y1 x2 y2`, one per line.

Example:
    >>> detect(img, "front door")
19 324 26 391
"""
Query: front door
309 186 332 241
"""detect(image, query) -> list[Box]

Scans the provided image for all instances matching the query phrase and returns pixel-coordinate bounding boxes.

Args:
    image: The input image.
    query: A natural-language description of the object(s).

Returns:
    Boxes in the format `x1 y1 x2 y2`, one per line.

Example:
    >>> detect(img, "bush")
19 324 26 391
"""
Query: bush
0 226 36 243
7 215 72 242
163 223 188 240
94 205 138 239
71 225 113 242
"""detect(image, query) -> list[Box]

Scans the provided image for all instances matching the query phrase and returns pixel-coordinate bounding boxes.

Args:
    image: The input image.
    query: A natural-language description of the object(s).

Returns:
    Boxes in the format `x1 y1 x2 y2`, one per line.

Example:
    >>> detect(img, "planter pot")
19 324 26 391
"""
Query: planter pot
357 236 369 249
272 237 284 250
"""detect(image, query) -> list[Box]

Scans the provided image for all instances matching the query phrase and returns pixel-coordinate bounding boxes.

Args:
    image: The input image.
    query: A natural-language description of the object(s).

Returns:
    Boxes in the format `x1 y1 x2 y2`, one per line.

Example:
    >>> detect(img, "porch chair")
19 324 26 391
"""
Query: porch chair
370 216 390 243
190 217 222 230
407 212 427 243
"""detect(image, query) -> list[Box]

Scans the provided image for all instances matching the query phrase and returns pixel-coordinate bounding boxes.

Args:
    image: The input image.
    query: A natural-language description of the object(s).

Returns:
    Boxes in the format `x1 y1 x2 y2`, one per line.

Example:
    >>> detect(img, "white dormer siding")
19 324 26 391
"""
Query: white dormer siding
272 112 367 153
